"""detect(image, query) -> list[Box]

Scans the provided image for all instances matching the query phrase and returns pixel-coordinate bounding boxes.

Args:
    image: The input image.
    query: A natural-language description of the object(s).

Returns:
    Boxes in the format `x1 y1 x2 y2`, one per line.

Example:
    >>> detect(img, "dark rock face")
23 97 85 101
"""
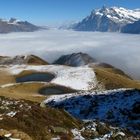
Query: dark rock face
121 20 140 34
132 102 140 114
53 52 96 66
74 14 121 32
0 18 40 33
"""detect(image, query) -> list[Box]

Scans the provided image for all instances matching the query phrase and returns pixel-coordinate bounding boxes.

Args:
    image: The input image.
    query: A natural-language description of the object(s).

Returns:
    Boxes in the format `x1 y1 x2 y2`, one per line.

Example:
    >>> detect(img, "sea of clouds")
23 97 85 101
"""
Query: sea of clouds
0 29 140 79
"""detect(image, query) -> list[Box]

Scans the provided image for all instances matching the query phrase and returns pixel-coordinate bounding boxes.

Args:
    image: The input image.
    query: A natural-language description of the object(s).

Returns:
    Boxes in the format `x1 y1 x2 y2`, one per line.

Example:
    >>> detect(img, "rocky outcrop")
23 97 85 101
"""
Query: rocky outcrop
53 52 96 66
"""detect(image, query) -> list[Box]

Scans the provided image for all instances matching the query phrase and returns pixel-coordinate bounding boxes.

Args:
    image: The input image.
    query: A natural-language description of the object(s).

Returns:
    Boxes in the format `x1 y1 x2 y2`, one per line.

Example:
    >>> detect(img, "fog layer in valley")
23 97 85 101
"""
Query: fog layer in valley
0 30 140 79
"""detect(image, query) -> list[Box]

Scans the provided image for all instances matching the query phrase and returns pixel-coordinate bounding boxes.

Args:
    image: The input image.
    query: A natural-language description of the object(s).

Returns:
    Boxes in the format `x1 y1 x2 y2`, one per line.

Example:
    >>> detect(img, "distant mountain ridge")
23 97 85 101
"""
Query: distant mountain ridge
121 19 140 34
71 6 140 33
0 18 41 33
0 54 48 65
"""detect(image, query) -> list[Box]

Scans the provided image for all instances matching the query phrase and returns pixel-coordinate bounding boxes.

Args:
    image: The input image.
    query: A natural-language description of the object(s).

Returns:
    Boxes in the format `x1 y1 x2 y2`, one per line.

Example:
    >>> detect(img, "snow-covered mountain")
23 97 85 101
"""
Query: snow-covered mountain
72 6 140 32
0 18 41 33
121 19 140 34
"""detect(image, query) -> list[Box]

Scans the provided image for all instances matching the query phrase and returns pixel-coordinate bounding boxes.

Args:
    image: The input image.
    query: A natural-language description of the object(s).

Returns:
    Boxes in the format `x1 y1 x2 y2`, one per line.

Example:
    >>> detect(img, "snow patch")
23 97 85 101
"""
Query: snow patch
71 128 85 140
8 65 97 90
6 111 17 117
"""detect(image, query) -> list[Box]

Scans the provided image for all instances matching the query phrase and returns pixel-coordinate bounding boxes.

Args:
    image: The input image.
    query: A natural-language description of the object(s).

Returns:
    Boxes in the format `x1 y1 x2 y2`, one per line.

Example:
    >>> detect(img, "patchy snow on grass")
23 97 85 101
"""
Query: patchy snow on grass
0 82 46 88
0 117 3 120
93 132 112 140
4 133 12 137
10 138 21 140
4 133 21 140
71 128 85 140
8 65 97 90
44 88 129 103
51 136 61 140
0 96 31 118
6 111 17 117
45 88 140 134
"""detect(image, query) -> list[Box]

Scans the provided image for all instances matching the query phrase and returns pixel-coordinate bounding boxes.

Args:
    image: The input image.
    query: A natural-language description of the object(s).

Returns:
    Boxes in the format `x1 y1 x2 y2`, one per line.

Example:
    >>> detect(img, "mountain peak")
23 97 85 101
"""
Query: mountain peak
92 6 140 22
100 5 108 12
73 6 140 32
9 18 17 23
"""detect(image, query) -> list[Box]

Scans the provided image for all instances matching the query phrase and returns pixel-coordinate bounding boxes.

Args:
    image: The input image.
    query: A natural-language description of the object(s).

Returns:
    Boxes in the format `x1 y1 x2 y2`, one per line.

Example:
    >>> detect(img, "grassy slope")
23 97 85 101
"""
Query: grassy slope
0 96 82 140
0 68 15 85
0 82 47 102
95 67 140 90
26 55 49 65
0 69 51 102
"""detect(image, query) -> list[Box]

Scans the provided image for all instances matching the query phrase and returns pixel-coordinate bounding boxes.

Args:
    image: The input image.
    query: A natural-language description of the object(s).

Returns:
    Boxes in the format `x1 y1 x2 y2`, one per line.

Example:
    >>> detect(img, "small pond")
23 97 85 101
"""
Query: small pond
16 73 55 83
39 86 76 95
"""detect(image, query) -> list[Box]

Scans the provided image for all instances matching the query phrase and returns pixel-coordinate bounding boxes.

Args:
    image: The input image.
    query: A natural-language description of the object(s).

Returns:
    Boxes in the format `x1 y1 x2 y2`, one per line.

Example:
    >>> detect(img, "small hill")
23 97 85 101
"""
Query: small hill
53 52 96 66
54 52 140 90
24 55 49 65
94 67 140 90
88 62 140 90
0 55 48 65
89 62 131 79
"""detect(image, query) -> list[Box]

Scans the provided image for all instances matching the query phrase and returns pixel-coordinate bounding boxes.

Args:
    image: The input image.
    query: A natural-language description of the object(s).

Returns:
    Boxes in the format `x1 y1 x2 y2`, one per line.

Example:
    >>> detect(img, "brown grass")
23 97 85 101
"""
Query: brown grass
0 68 15 85
26 55 49 65
14 70 39 78
95 67 140 90
0 82 46 102
0 97 82 140
0 69 55 102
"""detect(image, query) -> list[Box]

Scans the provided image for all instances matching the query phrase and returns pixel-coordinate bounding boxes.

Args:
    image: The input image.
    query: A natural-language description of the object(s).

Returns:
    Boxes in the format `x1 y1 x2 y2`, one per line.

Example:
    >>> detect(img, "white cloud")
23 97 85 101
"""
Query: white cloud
0 30 140 79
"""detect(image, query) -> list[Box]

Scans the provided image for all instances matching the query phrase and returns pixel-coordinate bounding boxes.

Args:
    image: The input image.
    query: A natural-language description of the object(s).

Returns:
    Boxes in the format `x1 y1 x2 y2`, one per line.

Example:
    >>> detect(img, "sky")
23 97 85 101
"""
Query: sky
0 0 140 25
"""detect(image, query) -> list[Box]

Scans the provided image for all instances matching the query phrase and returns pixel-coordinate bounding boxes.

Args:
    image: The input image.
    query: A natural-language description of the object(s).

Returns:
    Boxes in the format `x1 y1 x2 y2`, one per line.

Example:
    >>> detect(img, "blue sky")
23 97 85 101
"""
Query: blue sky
0 0 140 25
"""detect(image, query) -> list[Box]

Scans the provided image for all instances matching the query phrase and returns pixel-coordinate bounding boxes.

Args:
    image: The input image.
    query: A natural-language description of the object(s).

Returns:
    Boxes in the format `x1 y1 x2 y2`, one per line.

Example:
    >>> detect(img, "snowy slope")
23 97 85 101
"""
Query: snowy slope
94 6 140 24
73 6 140 32
44 88 140 134
8 65 97 90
